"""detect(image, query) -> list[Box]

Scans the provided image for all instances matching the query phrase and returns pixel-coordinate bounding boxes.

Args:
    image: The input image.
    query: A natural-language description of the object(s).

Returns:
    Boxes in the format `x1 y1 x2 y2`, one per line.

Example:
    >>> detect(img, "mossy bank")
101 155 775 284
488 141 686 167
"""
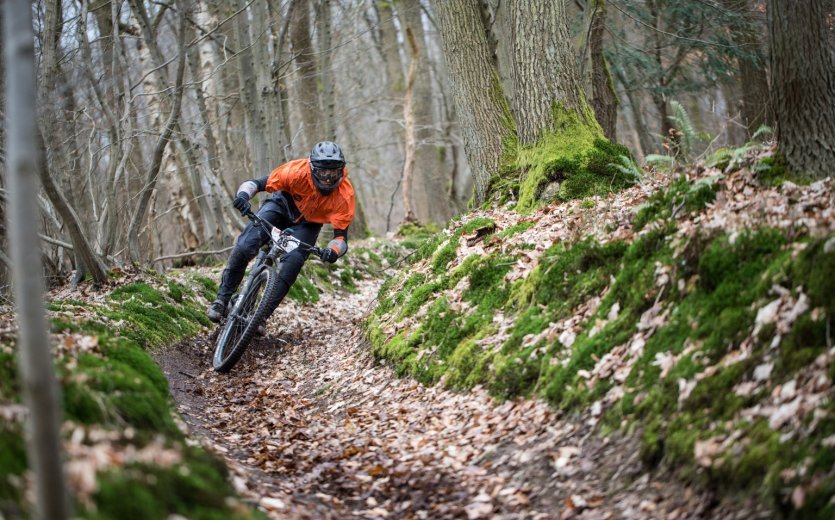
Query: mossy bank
0 272 256 519
366 166 835 517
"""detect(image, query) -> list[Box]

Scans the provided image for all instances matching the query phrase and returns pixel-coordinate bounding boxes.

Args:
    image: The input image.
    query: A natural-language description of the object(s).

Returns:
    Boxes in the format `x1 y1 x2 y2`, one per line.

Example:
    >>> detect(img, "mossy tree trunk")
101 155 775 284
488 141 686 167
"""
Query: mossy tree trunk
767 0 835 179
431 0 515 204
508 0 594 145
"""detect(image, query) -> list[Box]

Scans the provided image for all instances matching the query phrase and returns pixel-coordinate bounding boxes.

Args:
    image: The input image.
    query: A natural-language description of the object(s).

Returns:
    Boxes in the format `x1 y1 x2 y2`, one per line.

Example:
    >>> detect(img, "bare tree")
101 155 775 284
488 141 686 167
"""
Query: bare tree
398 0 453 224
40 0 109 285
3 0 69 517
127 1 189 261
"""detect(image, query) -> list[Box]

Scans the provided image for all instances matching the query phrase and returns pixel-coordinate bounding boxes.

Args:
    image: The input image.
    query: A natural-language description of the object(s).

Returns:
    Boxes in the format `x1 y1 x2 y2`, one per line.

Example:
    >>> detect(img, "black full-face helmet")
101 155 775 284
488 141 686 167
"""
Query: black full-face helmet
309 141 346 195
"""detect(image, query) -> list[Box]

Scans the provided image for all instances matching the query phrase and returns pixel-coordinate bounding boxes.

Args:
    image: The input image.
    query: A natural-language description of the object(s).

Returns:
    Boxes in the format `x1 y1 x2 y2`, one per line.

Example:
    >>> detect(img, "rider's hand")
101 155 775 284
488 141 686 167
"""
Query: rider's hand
320 247 339 263
233 192 251 216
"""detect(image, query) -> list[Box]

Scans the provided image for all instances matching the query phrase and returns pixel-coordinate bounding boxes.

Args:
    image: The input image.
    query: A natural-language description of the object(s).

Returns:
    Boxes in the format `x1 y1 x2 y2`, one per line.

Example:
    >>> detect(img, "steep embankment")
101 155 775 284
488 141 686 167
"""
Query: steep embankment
367 148 835 517
0 271 256 519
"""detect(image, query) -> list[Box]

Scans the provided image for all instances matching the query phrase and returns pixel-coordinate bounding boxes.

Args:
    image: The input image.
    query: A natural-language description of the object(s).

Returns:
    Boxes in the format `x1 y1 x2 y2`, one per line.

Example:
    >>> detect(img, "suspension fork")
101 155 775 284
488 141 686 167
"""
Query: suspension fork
227 245 280 318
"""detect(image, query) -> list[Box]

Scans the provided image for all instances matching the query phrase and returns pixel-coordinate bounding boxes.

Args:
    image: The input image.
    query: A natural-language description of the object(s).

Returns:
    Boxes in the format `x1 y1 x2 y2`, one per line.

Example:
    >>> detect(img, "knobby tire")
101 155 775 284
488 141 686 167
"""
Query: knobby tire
212 266 284 373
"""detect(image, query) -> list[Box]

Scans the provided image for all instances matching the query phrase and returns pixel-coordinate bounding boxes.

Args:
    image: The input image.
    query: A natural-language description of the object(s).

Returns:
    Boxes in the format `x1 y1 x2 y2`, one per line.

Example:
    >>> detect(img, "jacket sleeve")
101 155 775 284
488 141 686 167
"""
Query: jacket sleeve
236 176 269 198
328 228 349 257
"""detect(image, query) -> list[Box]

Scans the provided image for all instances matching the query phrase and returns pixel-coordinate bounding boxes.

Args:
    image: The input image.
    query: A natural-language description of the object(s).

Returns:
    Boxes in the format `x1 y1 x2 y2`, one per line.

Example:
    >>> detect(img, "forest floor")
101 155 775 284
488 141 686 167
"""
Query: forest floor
157 270 767 519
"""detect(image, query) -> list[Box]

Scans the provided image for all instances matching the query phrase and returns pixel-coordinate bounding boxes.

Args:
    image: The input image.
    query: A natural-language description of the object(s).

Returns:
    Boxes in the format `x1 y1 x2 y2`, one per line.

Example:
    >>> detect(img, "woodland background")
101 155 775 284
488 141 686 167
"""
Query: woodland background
0 0 819 290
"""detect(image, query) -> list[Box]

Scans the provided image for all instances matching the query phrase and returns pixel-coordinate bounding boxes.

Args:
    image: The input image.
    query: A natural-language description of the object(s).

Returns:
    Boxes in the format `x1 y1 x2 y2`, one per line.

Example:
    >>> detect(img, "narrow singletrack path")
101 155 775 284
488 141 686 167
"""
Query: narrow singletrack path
157 278 759 519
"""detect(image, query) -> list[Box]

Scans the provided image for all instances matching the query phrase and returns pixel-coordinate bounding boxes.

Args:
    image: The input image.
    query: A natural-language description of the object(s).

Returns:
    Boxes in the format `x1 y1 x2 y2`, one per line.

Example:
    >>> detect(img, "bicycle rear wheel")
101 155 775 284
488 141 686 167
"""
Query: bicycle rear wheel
213 267 275 372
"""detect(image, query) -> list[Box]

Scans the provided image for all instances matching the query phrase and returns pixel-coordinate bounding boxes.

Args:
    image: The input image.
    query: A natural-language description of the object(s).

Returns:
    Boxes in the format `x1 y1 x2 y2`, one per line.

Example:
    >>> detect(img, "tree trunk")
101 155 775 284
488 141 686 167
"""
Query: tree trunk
722 0 771 135
379 2 404 98
401 28 419 223
316 0 337 141
613 65 655 156
398 0 453 224
589 0 618 141
291 0 321 148
127 3 188 262
432 0 514 203
3 1 69 518
232 0 270 175
768 0 835 178
509 0 588 144
41 0 109 284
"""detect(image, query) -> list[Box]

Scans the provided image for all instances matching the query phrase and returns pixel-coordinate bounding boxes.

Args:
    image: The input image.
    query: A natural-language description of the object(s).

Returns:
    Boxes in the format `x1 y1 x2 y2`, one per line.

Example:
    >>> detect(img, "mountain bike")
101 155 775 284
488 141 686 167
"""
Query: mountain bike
212 210 325 373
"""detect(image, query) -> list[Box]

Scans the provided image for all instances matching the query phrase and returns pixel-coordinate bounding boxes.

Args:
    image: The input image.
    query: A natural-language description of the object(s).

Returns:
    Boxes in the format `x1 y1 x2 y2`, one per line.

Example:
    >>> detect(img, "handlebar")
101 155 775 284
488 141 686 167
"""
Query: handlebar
244 210 326 259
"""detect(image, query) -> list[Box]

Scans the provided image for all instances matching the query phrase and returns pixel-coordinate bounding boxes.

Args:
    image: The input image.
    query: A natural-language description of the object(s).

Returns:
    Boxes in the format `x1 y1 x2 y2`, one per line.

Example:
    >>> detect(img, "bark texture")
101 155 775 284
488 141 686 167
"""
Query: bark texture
509 0 586 144
291 0 321 149
317 0 337 142
232 0 269 174
590 0 618 141
432 0 513 203
768 0 835 178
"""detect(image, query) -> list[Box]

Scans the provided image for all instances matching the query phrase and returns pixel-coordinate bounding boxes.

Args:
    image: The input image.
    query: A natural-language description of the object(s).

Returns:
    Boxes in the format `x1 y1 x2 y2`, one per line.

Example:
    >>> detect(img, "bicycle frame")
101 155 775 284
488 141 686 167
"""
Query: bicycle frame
224 211 323 323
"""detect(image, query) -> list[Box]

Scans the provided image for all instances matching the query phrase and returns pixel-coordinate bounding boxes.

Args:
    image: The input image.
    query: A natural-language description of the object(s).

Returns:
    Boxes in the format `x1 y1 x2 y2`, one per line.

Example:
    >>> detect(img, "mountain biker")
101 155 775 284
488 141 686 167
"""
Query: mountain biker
207 141 354 323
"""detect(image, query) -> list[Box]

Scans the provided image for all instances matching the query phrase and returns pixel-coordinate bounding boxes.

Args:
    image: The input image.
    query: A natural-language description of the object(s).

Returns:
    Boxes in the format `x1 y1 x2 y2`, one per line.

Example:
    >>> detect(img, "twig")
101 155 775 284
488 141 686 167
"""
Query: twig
152 246 233 264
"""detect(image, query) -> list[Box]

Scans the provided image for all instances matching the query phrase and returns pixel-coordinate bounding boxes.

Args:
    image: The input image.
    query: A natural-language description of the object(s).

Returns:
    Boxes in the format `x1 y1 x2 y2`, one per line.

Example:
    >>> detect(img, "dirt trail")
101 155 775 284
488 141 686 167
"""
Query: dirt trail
157 278 762 519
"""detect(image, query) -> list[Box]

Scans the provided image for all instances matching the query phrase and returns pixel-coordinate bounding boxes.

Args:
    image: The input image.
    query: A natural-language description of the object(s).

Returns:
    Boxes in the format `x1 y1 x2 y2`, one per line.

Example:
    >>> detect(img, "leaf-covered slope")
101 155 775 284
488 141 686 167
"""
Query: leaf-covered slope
0 271 256 519
366 149 835 516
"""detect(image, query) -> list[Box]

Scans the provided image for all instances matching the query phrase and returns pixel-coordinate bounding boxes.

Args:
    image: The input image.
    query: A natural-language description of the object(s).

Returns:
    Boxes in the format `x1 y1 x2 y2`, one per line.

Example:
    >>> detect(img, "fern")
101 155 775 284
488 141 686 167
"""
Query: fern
751 125 773 141
609 154 643 183
668 100 704 159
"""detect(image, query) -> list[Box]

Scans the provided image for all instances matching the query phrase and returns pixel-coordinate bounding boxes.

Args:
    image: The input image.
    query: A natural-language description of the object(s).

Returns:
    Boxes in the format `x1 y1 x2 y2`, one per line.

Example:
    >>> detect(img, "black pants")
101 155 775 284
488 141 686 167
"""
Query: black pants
216 196 322 310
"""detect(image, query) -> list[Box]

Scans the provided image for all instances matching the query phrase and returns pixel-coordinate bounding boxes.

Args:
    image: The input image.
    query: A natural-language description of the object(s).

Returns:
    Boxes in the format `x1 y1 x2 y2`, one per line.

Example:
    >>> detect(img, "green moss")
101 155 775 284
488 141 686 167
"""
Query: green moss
103 282 209 348
88 448 252 520
755 153 815 187
59 338 178 436
498 221 535 238
507 105 635 211
0 424 26 510
287 273 320 304
167 281 185 303
190 274 218 302
633 175 718 230
0 349 20 402
432 239 459 274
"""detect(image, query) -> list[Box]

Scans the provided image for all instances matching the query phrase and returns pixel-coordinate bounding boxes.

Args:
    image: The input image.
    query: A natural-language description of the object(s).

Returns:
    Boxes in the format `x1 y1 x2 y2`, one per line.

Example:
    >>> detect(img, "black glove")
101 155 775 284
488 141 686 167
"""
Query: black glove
320 248 339 263
233 193 251 216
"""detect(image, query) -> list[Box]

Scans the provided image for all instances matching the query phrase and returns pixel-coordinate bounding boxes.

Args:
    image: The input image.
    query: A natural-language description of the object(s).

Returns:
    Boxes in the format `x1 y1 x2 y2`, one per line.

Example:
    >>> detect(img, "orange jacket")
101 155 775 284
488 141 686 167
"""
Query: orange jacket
265 158 355 231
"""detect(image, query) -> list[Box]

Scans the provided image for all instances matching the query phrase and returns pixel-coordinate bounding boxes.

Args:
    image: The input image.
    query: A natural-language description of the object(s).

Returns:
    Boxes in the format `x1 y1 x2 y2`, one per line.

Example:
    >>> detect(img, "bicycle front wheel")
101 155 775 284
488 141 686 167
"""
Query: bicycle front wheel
212 267 277 373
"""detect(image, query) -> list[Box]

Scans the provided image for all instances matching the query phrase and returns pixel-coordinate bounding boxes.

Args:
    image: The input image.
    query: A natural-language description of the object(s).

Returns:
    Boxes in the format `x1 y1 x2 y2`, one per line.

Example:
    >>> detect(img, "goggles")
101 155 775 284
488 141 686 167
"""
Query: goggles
313 167 342 186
